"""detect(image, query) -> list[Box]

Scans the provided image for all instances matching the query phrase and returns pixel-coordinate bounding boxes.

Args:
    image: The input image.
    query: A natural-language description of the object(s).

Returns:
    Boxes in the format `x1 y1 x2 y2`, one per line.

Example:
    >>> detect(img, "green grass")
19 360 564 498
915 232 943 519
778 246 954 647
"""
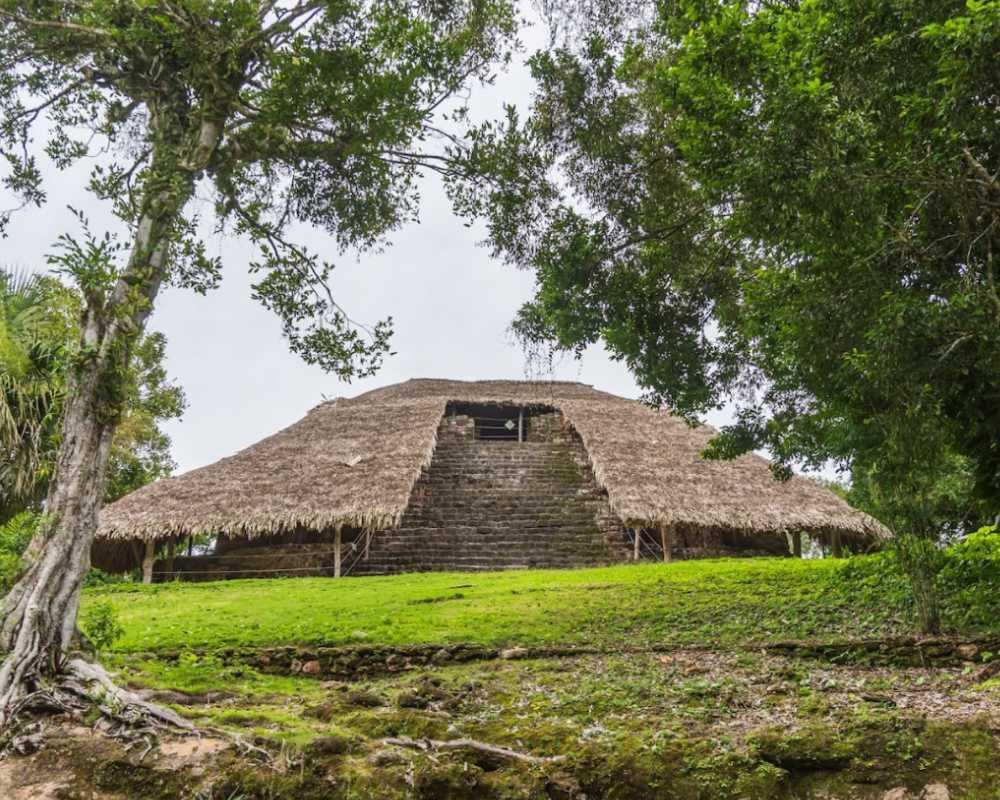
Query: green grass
84 557 907 654
71 557 1000 798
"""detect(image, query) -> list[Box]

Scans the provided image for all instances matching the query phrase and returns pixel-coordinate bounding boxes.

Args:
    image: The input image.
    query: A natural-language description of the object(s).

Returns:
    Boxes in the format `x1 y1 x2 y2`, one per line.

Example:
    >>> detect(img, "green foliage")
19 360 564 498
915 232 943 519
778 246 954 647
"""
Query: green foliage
0 511 39 593
80 599 125 653
837 526 1000 632
938 525 1000 629
455 0 1000 534
0 267 185 520
0 270 68 518
0 0 518 380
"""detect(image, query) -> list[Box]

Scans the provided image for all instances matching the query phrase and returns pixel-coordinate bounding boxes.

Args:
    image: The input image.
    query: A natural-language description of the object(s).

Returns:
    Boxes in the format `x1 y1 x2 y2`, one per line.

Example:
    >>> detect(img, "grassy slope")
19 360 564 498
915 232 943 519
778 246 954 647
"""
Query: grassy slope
86 558 903 654
70 558 1000 799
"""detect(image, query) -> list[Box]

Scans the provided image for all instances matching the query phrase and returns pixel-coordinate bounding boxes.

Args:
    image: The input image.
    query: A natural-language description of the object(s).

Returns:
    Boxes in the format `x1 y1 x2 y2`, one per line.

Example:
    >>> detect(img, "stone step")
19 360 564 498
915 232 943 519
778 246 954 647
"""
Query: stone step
170 413 633 580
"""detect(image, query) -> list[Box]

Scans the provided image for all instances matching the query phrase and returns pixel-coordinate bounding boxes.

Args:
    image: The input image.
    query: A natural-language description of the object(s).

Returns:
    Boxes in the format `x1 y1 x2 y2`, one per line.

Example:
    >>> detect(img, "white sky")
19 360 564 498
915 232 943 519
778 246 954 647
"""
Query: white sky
2 17 788 479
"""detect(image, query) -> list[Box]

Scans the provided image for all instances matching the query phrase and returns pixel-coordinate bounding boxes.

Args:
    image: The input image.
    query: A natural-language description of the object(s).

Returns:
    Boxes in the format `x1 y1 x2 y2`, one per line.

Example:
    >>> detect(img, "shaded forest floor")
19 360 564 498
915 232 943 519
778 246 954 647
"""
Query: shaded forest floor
4 558 1000 798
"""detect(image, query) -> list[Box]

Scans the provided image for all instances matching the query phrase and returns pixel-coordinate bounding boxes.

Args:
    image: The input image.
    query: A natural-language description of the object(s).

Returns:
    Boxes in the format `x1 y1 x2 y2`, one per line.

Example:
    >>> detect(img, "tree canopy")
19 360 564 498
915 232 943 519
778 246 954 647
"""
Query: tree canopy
1 0 516 379
456 0 1000 531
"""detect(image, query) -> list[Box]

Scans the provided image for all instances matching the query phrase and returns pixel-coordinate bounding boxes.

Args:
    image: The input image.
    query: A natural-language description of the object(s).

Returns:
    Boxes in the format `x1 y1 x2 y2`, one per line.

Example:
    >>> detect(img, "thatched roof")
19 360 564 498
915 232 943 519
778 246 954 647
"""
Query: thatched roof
97 378 888 543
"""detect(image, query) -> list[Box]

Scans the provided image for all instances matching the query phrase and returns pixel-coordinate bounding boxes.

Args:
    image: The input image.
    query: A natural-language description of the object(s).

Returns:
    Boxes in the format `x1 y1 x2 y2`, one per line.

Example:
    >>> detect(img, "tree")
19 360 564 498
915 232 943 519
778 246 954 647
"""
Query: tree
0 0 515 721
1 269 185 522
0 270 70 521
452 0 999 631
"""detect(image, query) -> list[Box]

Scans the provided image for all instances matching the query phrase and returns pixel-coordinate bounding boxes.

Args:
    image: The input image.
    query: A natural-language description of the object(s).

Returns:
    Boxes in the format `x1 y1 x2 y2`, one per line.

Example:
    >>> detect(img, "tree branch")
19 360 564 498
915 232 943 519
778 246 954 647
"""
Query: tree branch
0 8 110 39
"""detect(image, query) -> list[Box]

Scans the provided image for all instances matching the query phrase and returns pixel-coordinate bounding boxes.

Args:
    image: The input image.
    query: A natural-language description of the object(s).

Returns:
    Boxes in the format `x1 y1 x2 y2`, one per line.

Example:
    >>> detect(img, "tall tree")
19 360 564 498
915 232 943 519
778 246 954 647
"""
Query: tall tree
0 0 514 720
452 0 1000 629
455 0 999 518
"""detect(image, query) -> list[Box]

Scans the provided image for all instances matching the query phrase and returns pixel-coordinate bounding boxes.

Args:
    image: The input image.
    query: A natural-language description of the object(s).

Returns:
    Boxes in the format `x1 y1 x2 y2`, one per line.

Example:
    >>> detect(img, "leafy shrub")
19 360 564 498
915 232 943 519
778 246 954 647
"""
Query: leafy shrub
80 599 125 653
836 525 1000 634
84 567 131 588
836 550 914 619
0 512 41 593
937 525 1000 630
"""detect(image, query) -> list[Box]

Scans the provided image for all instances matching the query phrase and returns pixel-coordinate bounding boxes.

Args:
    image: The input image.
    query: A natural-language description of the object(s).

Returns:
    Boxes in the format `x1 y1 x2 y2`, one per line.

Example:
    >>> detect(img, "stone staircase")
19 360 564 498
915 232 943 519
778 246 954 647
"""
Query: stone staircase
158 412 630 581
351 415 628 575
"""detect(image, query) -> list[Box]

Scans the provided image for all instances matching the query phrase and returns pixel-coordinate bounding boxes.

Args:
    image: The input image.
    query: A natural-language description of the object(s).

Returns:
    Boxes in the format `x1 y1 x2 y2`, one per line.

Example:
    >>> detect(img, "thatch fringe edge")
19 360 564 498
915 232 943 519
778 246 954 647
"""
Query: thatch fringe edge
99 395 887 543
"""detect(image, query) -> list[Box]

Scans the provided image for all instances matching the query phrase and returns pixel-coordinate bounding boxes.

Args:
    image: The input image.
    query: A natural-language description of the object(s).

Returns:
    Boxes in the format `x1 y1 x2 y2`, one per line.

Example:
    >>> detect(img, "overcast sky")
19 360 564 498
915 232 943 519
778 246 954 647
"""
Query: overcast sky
2 18 759 478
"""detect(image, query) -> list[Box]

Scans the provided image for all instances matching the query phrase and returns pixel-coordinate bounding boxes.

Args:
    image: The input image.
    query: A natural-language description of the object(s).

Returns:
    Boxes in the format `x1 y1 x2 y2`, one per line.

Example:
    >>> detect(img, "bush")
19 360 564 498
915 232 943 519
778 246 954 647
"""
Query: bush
836 550 914 618
80 599 125 653
937 525 1000 630
836 525 1000 635
0 512 41 593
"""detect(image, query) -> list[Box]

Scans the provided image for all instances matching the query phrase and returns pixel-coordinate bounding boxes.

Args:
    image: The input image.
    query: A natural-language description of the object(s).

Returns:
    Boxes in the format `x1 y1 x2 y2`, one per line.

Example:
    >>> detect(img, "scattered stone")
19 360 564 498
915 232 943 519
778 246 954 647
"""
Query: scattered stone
957 644 979 661
257 654 271 667
290 659 303 674
921 785 950 800
385 654 407 671
301 660 322 675
883 789 910 800
345 689 385 708
369 747 408 767
431 648 451 665
501 646 530 660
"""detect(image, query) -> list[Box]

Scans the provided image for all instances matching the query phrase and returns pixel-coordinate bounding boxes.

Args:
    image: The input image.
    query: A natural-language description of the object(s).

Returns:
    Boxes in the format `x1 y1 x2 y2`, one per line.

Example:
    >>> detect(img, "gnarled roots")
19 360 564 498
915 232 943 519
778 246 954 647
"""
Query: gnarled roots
0 657 192 759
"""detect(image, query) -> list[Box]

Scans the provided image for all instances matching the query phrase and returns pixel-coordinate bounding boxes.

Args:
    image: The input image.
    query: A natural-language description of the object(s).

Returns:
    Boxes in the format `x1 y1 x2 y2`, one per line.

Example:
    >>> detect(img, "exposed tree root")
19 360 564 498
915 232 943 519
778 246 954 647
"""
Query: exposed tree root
380 735 567 765
0 657 192 759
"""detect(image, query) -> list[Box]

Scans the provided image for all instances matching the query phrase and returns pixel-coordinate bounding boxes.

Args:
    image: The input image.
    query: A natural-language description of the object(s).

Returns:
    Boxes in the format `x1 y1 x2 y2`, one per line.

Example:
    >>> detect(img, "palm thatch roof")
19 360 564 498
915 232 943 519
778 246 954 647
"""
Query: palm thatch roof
97 378 888 543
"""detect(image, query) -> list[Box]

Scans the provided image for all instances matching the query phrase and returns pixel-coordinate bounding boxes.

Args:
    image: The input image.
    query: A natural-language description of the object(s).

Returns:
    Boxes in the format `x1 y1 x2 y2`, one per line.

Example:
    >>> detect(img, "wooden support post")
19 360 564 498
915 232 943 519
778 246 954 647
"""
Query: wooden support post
791 531 802 558
142 539 156 584
518 408 524 442
633 529 641 561
660 525 674 563
831 530 843 559
334 525 343 578
364 529 371 561
187 536 193 557
166 538 176 578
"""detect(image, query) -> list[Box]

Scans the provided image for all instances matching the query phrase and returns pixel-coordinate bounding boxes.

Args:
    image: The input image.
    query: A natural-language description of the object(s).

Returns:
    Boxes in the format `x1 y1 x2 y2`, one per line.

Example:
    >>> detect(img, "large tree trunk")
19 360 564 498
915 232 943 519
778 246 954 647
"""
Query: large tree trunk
0 118 224 726
0 356 119 716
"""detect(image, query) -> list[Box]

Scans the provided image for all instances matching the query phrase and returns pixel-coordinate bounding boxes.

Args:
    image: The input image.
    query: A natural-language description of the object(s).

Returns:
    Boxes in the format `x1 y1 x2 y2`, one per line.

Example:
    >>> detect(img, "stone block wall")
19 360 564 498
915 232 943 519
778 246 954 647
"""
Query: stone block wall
157 409 792 581
350 412 632 575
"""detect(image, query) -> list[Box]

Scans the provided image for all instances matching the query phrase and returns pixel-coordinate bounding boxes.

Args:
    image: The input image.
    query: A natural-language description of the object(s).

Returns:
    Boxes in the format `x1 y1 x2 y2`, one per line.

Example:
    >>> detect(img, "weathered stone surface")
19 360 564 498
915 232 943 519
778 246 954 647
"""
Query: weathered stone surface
957 643 979 661
160 409 790 581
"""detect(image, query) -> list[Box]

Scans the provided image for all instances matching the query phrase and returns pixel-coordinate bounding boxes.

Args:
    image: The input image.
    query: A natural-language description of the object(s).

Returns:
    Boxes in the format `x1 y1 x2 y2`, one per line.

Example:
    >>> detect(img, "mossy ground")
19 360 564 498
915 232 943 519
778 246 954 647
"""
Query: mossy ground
7 558 1000 798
